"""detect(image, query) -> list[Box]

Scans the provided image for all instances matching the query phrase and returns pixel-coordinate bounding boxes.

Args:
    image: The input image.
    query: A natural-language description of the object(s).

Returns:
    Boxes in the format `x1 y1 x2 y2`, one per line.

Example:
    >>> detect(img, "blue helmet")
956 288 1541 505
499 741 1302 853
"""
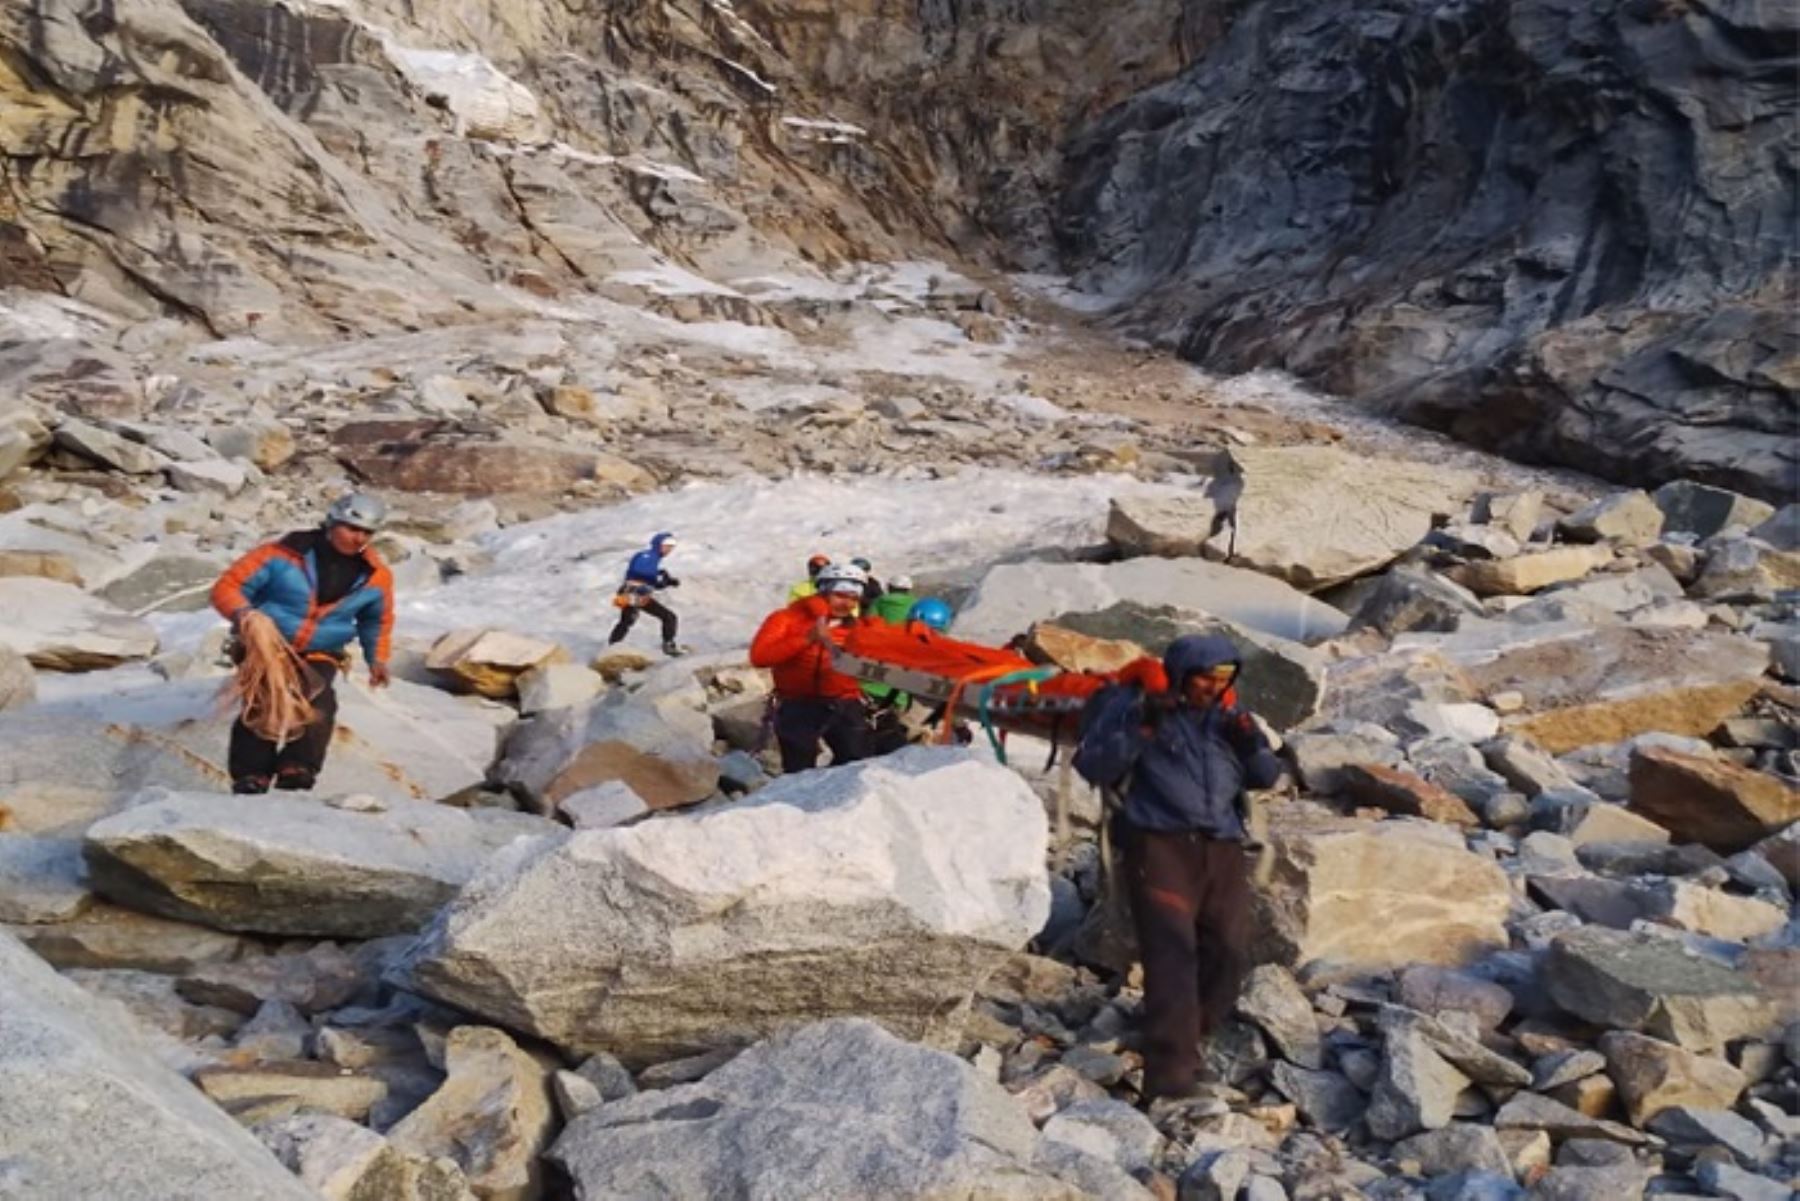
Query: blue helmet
909 597 953 631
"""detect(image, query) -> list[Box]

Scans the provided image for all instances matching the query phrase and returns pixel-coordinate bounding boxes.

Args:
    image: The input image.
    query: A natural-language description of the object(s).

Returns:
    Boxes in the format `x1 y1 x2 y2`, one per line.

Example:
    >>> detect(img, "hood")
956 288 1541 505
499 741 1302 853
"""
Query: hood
1162 634 1241 684
650 532 674 553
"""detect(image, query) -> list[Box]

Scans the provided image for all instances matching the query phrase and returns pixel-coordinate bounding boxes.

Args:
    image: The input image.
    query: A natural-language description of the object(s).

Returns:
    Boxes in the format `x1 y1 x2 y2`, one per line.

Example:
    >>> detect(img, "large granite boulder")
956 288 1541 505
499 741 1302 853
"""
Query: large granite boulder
1545 927 1778 1053
1047 601 1326 729
958 558 1348 647
0 577 158 670
396 748 1050 1064
1219 446 1480 590
549 1018 1083 1200
1399 623 1770 754
83 789 552 937
0 674 510 811
0 930 318 1200
1255 806 1510 971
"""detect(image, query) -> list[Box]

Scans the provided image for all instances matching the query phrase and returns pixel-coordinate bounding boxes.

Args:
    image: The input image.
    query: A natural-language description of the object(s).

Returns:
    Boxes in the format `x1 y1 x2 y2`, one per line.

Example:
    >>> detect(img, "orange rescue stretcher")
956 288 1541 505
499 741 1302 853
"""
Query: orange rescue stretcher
831 620 1171 751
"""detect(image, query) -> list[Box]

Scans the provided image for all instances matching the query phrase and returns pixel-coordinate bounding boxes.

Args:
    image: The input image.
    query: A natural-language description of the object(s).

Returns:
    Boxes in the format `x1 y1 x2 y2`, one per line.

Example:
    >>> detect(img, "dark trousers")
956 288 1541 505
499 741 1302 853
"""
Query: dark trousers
229 660 338 793
609 598 677 646
1121 823 1253 1099
774 697 873 773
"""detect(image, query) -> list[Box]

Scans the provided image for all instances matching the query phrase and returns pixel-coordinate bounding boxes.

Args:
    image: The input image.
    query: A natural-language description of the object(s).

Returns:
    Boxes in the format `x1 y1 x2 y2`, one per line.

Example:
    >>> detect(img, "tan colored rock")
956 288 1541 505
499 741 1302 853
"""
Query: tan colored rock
1423 625 1770 754
1558 491 1664 546
1549 1073 1617 1120
195 1062 388 1123
0 549 83 585
1339 764 1480 827
426 629 568 700
1599 1031 1746 1127
1106 493 1221 558
1628 746 1800 854
254 1113 478 1201
0 645 34 712
387 1026 554 1201
1642 880 1789 942
1453 546 1613 596
1026 622 1146 674
1224 446 1481 590
1473 490 1544 541
589 649 654 681
1256 807 1510 970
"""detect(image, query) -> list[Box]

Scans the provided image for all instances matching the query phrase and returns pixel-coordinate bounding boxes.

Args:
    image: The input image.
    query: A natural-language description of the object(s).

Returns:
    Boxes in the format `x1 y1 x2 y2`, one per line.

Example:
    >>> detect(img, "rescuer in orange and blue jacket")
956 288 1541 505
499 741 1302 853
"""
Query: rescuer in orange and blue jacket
210 492 395 794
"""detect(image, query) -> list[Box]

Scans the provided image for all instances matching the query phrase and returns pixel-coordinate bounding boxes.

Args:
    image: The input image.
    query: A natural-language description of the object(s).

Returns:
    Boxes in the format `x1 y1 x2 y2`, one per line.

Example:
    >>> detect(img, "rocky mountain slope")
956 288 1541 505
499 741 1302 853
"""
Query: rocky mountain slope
5 0 1792 499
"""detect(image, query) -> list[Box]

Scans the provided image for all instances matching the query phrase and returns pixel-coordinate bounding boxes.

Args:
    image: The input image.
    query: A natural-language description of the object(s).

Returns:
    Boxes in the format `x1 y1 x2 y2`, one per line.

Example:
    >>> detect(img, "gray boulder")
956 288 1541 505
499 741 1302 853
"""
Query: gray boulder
1351 568 1488 636
0 834 90 923
958 557 1349 647
548 1018 1081 1200
1654 481 1777 540
0 675 509 810
1545 927 1777 1053
1048 601 1326 728
1106 491 1223 557
494 688 719 814
0 577 158 670
0 930 317 1200
84 789 551 937
397 748 1050 1064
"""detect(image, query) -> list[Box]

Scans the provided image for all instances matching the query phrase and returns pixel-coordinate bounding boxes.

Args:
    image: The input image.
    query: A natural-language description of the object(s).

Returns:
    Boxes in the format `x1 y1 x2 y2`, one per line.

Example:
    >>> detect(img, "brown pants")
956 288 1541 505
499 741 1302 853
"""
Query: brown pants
1122 824 1253 1100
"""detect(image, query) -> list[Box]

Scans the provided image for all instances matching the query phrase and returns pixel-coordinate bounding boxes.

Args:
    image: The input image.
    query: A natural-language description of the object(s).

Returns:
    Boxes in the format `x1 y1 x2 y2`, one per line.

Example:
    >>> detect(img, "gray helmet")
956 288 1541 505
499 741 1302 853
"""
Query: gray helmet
326 491 388 531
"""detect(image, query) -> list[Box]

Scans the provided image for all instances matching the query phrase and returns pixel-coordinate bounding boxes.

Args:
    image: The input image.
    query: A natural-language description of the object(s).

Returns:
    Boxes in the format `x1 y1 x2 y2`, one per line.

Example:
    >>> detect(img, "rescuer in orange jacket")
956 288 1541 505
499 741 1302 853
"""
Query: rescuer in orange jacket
749 562 873 773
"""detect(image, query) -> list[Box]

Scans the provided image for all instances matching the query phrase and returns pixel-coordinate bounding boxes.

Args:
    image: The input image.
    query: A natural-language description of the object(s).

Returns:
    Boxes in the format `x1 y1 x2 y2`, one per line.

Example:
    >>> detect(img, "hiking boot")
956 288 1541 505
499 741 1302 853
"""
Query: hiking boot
662 641 685 658
232 775 272 795
274 767 317 791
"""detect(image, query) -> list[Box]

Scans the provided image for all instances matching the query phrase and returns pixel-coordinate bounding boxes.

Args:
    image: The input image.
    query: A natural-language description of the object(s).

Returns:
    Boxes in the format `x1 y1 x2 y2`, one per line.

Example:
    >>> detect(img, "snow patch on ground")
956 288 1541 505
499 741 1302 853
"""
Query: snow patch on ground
402 470 1185 661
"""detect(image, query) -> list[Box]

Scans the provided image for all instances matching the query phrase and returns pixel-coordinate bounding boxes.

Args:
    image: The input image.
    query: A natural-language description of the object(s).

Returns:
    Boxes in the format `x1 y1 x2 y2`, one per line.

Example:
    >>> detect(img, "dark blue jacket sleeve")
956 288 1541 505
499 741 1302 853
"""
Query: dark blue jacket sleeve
1073 688 1150 788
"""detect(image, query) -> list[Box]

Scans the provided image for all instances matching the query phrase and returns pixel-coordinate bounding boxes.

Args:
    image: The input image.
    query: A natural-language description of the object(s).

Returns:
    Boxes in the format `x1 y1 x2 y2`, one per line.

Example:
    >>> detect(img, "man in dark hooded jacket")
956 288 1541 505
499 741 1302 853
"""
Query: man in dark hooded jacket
1074 633 1283 1102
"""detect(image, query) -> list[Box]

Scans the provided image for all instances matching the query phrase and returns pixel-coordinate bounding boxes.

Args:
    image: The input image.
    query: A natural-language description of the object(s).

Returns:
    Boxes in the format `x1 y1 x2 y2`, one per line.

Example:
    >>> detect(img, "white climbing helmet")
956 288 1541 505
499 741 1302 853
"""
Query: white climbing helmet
816 562 868 596
326 491 388 531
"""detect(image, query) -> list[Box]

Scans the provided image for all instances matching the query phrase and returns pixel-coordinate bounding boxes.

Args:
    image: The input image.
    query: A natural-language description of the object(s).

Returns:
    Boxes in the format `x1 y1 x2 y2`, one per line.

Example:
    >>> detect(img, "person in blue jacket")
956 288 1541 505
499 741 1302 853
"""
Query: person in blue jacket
608 532 682 655
211 492 395 794
1073 633 1283 1103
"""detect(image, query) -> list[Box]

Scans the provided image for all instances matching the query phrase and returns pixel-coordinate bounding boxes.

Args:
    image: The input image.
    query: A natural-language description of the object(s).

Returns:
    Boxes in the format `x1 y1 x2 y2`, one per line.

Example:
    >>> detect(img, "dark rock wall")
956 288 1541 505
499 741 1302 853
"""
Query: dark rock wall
1052 0 1798 498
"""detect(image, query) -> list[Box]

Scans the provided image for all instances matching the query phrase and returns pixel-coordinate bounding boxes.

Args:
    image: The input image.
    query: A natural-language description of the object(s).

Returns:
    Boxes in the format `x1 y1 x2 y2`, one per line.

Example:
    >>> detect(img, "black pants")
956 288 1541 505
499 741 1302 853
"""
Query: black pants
609 599 677 646
1120 822 1253 1100
229 660 338 793
774 697 873 773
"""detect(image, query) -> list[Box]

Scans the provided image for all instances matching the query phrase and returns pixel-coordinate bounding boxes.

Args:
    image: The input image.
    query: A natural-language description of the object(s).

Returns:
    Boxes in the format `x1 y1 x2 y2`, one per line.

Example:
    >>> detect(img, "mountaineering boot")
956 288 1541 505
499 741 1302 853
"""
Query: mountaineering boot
274 766 317 791
232 775 272 795
662 641 685 658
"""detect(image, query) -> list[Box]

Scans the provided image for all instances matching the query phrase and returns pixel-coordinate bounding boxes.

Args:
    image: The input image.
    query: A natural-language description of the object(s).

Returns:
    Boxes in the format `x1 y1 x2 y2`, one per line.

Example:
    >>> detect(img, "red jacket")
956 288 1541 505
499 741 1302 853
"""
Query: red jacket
749 595 865 701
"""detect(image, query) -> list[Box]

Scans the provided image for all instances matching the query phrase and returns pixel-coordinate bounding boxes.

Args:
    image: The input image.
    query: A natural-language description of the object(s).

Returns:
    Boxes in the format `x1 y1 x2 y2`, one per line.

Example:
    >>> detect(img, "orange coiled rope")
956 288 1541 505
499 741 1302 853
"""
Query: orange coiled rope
222 612 318 745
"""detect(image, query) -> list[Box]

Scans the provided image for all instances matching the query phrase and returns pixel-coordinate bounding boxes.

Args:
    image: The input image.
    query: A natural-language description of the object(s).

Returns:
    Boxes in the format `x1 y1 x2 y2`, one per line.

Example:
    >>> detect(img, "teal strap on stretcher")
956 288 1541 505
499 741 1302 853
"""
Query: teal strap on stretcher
976 668 1060 764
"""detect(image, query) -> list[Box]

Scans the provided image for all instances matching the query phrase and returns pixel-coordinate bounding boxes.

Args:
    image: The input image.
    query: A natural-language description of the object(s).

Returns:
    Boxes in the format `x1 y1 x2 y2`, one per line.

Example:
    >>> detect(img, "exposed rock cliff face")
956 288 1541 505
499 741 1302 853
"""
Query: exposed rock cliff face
2 0 1793 493
1054 0 1798 499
